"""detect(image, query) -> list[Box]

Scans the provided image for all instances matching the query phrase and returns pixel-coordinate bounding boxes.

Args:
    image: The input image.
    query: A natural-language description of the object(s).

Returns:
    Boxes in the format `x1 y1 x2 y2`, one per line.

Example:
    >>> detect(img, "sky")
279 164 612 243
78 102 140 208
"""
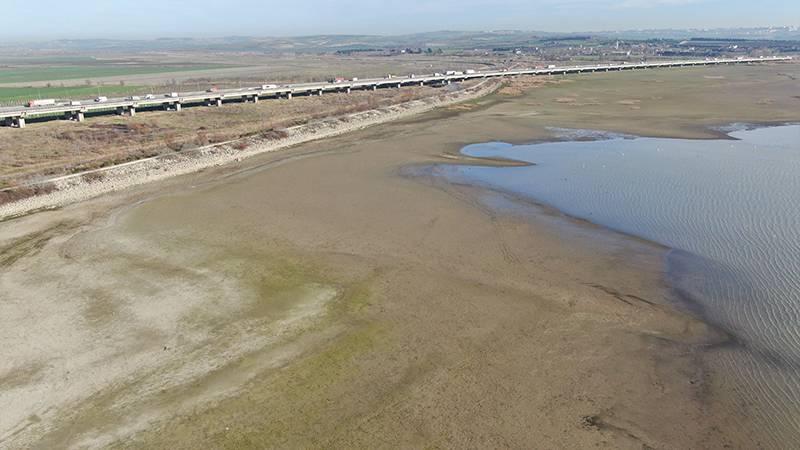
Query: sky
3 0 798 40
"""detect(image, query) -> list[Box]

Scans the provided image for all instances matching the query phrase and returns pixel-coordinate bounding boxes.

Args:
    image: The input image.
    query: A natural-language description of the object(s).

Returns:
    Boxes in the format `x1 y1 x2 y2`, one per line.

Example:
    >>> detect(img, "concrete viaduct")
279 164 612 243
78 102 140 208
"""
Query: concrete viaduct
0 56 791 129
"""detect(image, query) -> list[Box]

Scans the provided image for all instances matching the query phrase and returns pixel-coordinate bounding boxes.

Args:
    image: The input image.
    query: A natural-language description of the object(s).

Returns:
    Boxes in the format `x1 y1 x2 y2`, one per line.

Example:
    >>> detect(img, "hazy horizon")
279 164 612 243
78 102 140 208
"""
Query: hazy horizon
4 0 799 41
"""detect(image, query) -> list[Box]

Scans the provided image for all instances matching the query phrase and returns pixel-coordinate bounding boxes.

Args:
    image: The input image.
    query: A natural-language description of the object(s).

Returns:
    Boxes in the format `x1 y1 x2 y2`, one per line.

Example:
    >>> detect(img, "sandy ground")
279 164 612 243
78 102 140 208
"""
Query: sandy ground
0 62 798 449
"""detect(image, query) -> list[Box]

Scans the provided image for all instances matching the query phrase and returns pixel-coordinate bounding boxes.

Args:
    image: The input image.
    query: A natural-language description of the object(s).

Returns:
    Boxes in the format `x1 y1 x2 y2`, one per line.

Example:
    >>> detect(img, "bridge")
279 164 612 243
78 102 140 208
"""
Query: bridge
0 56 792 129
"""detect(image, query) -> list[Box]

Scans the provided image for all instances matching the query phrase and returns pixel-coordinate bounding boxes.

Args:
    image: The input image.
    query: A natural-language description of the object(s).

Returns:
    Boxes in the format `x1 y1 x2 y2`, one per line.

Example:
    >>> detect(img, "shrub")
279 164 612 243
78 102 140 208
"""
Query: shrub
0 182 57 206
81 171 106 183
163 133 183 151
259 129 290 140
195 130 209 146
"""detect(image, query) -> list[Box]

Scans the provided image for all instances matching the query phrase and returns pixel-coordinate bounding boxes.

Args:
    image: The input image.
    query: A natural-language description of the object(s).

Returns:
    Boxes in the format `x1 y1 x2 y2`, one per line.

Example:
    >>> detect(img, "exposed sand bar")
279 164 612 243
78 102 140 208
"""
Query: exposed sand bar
0 63 798 448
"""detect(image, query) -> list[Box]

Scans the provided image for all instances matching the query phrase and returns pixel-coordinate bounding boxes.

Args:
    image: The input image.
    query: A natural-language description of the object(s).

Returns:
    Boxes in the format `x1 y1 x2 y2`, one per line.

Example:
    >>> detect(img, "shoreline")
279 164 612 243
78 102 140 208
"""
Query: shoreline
429 123 800 447
0 80 500 221
427 122 775 327
408 152 735 340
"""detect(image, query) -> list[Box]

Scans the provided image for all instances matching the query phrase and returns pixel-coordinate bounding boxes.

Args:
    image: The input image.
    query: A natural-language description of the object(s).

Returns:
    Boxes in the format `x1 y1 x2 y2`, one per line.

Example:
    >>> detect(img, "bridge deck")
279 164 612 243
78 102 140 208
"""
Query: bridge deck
0 57 792 126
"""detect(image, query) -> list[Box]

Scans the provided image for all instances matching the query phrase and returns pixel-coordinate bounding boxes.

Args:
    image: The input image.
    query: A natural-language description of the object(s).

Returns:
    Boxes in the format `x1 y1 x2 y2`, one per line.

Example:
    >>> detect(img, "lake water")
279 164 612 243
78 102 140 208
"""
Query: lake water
440 124 800 444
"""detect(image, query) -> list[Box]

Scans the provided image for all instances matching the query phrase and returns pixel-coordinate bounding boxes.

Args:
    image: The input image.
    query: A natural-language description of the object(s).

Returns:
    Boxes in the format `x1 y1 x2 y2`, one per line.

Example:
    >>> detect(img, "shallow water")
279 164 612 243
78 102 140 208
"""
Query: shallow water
441 124 800 444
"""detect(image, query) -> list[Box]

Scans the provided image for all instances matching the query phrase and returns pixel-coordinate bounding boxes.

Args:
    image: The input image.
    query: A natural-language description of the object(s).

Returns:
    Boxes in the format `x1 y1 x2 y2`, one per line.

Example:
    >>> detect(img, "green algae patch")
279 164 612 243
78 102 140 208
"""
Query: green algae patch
115 277 387 450
199 328 383 449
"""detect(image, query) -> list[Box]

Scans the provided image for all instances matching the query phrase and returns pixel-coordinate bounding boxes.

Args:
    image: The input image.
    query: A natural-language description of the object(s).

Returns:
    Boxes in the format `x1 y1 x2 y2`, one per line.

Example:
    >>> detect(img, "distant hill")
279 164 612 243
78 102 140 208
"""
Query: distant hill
2 27 798 54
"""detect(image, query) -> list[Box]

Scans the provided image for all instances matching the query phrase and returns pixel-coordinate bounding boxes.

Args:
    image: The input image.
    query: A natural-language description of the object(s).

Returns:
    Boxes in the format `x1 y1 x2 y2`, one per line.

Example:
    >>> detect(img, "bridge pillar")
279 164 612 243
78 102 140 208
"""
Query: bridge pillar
252 95 259 103
14 117 25 129
318 89 323 96
286 92 293 99
419 81 424 86
372 85 377 91
346 87 351 94
397 83 402 89
73 111 85 122
128 106 136 117
175 102 182 112
215 98 223 107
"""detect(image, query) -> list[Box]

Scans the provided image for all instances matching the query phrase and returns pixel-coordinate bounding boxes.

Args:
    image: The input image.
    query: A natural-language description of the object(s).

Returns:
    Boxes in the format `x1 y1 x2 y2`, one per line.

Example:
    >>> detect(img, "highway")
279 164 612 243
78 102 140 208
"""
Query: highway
0 56 792 128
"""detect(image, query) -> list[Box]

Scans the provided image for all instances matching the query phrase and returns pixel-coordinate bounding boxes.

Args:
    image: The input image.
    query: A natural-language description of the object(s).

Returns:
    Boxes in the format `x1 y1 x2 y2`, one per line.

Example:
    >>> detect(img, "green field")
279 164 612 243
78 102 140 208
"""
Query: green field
0 64 232 84
0 85 150 105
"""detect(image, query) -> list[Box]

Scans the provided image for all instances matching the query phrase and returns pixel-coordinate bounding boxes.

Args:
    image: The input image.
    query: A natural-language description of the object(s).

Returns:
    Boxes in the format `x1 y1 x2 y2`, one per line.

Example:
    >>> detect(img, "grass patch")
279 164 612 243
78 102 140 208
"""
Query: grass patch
0 64 232 84
0 85 147 105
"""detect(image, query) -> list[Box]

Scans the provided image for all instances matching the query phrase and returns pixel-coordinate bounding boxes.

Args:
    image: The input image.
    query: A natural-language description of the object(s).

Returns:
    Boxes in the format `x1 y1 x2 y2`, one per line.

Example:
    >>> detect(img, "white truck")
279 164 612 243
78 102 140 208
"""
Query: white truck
94 96 108 103
547 64 557 69
465 69 476 74
68 100 82 106
27 99 56 107
261 84 278 90
166 92 179 98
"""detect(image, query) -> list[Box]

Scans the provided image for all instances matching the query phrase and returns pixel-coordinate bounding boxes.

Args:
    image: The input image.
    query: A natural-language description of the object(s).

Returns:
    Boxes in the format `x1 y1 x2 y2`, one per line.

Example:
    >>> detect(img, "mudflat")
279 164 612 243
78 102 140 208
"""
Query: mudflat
1 63 798 448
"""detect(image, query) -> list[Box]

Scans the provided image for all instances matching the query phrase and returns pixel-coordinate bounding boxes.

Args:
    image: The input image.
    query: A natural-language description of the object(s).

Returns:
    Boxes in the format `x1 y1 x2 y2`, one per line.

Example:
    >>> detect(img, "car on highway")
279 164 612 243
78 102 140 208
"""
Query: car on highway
144 94 155 100
95 96 108 103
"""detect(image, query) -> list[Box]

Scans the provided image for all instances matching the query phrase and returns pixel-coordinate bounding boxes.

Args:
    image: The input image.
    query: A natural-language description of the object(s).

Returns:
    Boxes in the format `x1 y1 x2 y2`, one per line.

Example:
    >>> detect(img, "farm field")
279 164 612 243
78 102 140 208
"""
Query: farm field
0 85 149 105
0 63 234 84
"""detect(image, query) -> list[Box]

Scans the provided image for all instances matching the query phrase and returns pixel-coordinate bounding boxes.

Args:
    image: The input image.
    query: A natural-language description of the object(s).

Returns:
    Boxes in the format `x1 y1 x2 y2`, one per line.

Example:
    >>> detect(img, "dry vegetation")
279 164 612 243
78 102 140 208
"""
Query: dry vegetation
0 181 56 205
496 76 554 96
0 85 447 189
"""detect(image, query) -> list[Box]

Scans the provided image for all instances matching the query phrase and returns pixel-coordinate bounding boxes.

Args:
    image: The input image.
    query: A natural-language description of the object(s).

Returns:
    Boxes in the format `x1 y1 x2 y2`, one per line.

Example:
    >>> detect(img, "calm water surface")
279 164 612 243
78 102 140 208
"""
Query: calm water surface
441 124 800 444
